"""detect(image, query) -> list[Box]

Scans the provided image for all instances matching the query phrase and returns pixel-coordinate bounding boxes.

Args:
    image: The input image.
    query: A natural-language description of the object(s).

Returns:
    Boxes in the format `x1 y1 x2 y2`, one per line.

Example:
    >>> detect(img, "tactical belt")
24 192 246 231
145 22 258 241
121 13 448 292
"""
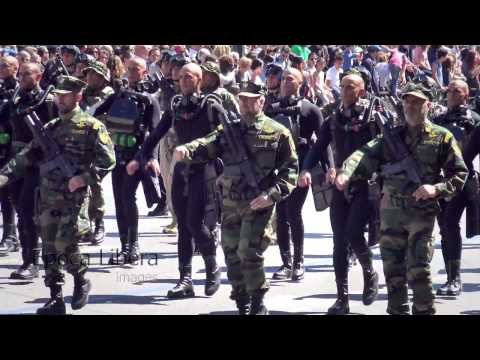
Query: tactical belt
227 189 258 201
389 194 437 209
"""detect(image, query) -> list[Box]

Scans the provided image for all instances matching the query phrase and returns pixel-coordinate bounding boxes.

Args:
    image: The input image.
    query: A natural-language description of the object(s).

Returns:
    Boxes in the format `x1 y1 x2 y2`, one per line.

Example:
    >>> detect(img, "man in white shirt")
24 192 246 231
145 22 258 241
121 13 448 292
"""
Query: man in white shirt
325 53 344 100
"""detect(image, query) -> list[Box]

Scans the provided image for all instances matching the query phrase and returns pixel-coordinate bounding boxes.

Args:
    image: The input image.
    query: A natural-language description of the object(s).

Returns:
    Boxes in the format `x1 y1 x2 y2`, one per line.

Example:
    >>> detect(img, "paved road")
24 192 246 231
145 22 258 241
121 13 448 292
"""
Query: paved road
1 172 480 315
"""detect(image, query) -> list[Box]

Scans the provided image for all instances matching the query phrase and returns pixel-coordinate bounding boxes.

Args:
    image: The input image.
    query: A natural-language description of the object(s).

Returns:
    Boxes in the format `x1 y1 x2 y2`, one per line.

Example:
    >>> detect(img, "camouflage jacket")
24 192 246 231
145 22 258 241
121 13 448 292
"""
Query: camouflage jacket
0 106 116 193
205 87 240 114
341 120 468 202
183 112 299 203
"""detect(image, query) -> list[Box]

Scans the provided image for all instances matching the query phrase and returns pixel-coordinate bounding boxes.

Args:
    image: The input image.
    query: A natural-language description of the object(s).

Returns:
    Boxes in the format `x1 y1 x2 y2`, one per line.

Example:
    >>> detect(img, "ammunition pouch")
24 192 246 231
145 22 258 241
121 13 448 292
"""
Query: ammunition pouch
204 159 222 229
310 165 333 212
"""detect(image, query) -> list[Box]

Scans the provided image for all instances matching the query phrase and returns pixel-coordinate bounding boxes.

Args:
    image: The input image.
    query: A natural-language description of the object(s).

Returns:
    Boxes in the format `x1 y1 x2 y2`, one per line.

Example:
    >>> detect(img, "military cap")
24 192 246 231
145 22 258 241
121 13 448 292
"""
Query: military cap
400 82 432 101
60 45 80 56
52 75 87 95
201 61 220 76
238 82 267 98
82 61 110 82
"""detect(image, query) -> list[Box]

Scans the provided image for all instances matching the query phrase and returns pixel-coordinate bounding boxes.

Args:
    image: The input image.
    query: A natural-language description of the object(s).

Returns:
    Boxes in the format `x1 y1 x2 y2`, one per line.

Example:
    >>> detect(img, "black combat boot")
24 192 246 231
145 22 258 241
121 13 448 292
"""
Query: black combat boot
0 224 18 254
148 203 168 217
91 218 105 245
10 248 39 280
357 250 379 305
127 228 140 265
386 285 410 315
292 248 305 281
327 279 350 315
272 251 293 280
37 285 66 315
167 265 195 299
249 293 268 315
71 272 92 310
412 305 436 315
203 255 221 296
236 295 251 315
447 260 462 296
108 235 129 265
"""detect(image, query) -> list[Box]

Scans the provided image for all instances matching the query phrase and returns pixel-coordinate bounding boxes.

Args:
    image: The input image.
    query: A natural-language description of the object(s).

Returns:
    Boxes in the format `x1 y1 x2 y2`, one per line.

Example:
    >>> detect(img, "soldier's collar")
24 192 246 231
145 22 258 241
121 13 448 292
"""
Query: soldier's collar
60 105 82 122
242 111 264 127
407 119 432 134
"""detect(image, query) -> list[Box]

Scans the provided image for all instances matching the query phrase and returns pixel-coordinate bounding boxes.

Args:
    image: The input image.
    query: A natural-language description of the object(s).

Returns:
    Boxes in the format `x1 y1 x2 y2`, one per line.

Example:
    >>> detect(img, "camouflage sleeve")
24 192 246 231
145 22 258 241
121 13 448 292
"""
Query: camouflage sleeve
341 137 383 182
265 129 299 202
434 132 468 198
0 142 36 187
79 121 116 186
183 126 222 164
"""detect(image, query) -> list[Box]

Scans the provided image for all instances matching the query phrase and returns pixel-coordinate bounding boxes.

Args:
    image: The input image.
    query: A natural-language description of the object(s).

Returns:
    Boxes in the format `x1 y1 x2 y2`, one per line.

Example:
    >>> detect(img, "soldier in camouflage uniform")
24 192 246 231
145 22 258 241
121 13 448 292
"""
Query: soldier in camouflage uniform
80 61 115 245
336 83 468 315
175 85 298 315
200 61 240 113
0 76 116 315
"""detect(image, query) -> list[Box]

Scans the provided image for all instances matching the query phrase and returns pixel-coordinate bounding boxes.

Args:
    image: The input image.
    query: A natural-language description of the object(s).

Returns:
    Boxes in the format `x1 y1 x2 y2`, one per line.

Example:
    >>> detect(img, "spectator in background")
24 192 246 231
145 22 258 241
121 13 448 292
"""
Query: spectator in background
461 49 480 95
231 51 239 69
196 47 211 64
375 52 391 92
85 45 99 59
352 47 364 67
380 45 408 98
362 45 380 95
342 45 355 71
37 46 50 66
325 53 344 100
99 45 125 83
276 45 291 70
251 58 264 86
413 45 431 71
17 50 31 66
218 54 236 88
134 45 152 60
311 56 334 105
147 47 161 76
212 45 231 59
431 47 449 88
235 56 252 88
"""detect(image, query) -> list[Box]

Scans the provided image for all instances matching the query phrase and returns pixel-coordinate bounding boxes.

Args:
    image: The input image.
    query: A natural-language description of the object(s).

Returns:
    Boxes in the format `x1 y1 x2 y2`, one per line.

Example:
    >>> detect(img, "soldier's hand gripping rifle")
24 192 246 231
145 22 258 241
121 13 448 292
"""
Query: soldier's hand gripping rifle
209 102 262 197
24 111 76 181
18 85 76 182
373 98 423 189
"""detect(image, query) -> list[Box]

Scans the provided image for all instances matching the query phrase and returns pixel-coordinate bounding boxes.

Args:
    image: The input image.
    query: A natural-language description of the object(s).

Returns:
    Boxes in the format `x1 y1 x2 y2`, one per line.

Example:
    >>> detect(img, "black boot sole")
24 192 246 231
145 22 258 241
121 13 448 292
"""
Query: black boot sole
326 307 350 315
36 306 67 315
71 280 92 310
167 289 195 299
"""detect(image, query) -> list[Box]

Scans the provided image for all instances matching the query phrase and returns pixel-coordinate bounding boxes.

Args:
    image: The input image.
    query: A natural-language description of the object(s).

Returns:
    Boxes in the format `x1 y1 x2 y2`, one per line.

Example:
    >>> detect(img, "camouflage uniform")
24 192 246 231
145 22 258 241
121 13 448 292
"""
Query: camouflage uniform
341 118 468 315
183 110 298 312
79 61 115 228
0 93 115 292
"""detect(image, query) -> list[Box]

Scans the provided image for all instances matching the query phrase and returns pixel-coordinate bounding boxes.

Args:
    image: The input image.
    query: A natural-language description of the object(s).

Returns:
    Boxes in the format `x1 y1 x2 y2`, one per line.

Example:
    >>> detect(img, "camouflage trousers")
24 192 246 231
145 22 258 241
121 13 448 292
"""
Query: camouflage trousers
380 204 436 314
37 185 90 287
221 199 274 300
88 180 105 221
